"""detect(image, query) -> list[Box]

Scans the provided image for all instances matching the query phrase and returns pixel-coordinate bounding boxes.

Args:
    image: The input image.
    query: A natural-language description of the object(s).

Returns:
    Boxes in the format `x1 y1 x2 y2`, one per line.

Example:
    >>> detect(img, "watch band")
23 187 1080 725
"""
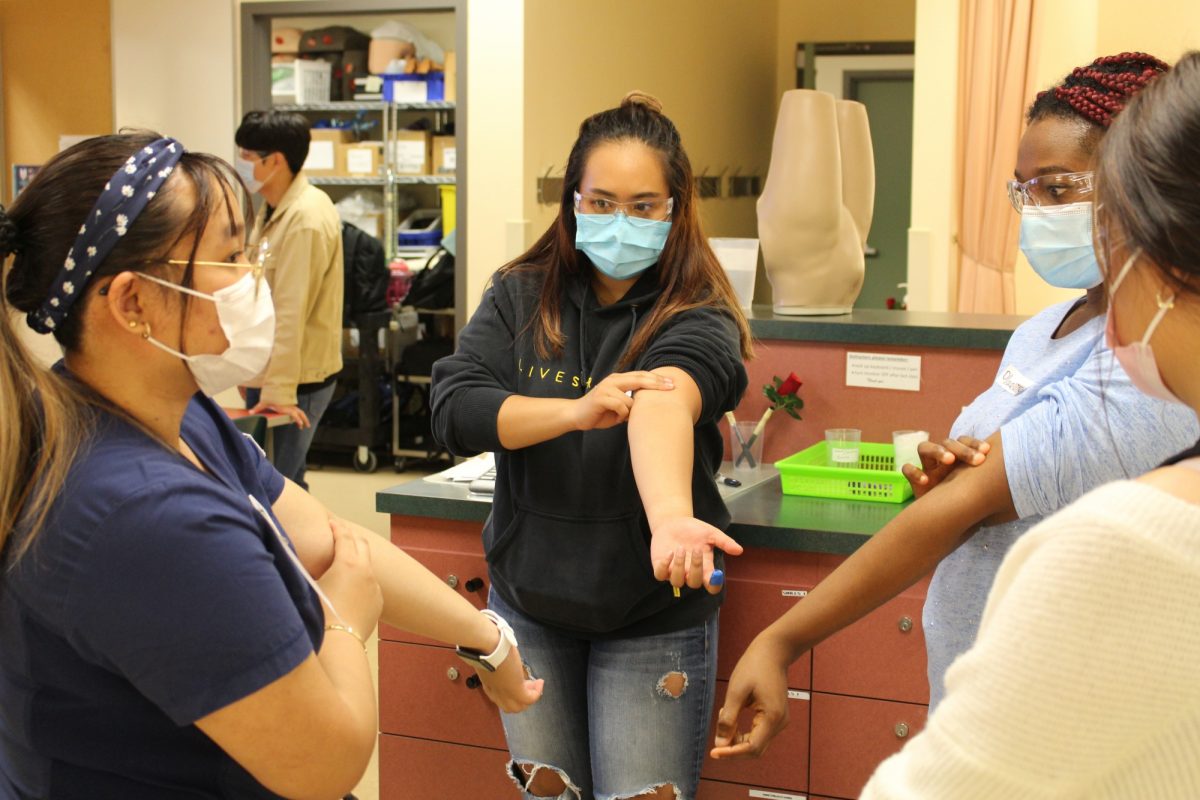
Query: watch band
455 609 516 672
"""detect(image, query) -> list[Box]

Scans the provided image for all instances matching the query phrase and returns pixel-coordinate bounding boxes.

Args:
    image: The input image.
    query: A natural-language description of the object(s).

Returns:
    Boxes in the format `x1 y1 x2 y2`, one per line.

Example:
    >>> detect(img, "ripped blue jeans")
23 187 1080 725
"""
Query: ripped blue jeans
489 588 718 800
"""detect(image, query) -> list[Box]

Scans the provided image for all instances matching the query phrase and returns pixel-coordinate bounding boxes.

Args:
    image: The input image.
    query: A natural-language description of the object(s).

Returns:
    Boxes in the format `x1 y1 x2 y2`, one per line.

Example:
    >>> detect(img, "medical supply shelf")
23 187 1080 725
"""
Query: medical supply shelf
273 101 455 112
241 1 467 477
376 469 927 799
306 175 456 186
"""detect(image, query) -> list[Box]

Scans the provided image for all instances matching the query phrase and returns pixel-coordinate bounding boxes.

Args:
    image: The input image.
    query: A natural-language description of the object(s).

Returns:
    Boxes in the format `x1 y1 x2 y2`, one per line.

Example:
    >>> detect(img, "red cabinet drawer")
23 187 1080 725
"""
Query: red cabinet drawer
808 692 926 799
379 734 514 800
379 640 507 750
701 680 809 792
378 547 490 644
810 593 928 704
718 577 813 690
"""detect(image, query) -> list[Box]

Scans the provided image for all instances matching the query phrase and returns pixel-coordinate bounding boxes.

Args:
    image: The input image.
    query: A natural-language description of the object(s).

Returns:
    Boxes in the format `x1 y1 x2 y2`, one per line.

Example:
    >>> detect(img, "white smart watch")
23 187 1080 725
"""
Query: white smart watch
455 609 517 672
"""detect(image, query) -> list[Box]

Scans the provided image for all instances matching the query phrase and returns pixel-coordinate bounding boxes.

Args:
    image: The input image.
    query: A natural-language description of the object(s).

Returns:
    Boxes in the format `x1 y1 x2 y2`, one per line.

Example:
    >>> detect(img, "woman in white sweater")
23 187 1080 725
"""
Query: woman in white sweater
860 51 1200 799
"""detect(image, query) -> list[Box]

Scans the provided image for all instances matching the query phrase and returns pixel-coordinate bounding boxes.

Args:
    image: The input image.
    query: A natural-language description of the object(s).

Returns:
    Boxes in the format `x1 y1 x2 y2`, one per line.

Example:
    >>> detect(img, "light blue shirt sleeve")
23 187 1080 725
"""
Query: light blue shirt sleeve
1001 347 1199 519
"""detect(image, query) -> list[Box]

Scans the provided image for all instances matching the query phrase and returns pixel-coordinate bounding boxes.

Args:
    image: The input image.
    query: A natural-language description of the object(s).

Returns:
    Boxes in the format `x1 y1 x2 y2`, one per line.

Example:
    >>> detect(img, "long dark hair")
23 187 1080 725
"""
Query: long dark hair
0 132 247 564
499 91 753 366
1096 52 1200 299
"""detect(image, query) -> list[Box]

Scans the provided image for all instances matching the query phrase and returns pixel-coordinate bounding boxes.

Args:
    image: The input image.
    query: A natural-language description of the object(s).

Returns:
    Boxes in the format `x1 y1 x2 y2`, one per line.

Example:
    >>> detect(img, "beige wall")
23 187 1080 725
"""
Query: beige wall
1 0 114 204
522 0 778 250
112 0 237 161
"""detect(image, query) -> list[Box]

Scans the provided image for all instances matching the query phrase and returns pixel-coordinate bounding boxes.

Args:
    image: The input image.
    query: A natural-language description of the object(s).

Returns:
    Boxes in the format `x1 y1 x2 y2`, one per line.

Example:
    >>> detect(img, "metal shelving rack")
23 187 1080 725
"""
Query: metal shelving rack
240 0 465 473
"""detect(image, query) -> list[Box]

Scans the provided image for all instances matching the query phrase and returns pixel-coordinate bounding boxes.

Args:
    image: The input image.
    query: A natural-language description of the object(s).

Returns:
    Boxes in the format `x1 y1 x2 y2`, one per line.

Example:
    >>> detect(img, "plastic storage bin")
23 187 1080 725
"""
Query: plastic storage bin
294 59 332 104
382 72 446 103
775 441 915 504
397 209 442 246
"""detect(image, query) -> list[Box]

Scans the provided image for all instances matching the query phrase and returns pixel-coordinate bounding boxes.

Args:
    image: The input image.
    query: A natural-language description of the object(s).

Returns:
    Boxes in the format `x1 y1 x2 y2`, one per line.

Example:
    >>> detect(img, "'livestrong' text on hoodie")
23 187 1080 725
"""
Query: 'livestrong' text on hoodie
430 266 748 638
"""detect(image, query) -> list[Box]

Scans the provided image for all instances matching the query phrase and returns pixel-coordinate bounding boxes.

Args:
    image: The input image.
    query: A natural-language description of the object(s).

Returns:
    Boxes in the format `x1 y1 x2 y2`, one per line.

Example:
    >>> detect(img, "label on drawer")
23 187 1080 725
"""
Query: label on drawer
781 589 808 597
786 689 811 701
749 790 806 800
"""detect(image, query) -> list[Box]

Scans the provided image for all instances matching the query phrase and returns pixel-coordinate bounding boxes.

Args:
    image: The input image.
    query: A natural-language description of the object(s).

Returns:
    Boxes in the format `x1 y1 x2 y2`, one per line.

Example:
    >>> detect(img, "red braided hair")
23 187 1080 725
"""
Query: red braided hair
1030 52 1169 128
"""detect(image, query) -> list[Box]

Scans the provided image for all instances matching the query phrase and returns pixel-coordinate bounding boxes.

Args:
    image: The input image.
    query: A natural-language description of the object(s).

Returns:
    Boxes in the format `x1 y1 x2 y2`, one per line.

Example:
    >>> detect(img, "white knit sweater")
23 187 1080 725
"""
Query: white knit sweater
861 480 1200 799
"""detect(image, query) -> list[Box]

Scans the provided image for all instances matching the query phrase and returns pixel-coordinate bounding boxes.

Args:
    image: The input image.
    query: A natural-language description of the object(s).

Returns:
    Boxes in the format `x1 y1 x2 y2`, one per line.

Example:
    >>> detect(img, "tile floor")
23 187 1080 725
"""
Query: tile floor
305 460 439 800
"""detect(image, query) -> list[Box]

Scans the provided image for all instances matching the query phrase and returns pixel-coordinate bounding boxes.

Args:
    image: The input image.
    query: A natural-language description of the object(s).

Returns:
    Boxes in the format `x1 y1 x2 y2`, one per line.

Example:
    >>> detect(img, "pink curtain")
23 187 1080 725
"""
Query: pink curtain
955 0 1041 314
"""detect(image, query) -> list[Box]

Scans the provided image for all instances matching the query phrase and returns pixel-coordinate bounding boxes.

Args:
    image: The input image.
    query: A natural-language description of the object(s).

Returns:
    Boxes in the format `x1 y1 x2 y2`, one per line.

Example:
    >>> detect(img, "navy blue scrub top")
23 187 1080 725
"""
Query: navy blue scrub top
0 387 324 799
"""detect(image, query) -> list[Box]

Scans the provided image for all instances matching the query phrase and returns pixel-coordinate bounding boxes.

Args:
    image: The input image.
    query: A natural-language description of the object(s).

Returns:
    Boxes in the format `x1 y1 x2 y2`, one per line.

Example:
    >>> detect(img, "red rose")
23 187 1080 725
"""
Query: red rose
778 372 802 397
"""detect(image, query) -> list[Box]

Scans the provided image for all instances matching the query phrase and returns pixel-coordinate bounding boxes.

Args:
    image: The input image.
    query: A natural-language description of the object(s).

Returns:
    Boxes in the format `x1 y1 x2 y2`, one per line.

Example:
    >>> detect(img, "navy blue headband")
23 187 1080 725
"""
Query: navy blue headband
27 137 186 334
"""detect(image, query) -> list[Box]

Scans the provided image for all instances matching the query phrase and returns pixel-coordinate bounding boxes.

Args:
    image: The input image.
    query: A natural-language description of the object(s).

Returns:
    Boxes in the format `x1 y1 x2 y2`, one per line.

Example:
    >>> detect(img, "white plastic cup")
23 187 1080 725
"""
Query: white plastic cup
709 237 759 309
892 430 929 473
825 428 861 468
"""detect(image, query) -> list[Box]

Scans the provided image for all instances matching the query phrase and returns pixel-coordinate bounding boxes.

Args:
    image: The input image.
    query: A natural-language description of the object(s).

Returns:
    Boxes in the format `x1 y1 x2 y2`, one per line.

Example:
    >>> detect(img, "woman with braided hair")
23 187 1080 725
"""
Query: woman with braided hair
713 52 1198 773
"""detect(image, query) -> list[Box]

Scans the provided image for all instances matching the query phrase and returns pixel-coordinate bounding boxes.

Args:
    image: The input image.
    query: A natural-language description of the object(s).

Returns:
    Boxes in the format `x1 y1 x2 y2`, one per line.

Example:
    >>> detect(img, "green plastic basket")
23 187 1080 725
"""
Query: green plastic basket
774 441 915 504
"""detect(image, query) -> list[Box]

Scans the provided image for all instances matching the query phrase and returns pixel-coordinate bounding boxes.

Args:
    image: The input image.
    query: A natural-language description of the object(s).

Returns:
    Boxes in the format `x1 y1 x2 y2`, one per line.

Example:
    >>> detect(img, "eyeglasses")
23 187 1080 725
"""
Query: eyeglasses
165 239 271 298
573 191 674 221
1006 171 1094 212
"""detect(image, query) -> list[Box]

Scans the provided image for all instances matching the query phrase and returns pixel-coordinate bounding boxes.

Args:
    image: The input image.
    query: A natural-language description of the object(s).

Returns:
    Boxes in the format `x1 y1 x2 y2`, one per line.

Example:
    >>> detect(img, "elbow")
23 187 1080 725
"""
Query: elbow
256 727 375 800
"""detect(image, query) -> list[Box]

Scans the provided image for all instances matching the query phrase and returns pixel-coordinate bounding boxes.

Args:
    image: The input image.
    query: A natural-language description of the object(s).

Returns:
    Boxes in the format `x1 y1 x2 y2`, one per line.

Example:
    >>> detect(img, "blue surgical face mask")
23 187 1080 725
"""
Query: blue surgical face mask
1018 202 1102 289
234 155 264 195
575 212 671 280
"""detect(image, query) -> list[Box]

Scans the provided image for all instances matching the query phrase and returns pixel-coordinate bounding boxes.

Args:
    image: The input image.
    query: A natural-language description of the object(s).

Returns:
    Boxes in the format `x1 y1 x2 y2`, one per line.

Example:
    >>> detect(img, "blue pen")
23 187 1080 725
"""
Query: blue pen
710 569 725 587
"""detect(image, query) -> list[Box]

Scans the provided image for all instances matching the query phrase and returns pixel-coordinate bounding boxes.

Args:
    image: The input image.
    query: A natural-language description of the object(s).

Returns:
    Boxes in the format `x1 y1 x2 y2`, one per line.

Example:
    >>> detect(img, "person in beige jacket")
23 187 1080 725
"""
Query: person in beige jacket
235 110 343 489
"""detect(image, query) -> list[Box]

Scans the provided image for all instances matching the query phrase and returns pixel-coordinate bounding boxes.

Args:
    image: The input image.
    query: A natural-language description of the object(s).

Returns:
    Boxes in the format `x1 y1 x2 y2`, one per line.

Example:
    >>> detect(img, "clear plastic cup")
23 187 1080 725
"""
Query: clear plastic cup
892 430 929 473
825 428 861 468
729 420 764 472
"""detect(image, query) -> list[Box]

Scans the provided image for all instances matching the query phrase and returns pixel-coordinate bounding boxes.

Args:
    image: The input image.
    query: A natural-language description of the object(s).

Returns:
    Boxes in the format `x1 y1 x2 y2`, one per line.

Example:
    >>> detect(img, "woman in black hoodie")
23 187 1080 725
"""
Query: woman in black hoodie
431 93 753 799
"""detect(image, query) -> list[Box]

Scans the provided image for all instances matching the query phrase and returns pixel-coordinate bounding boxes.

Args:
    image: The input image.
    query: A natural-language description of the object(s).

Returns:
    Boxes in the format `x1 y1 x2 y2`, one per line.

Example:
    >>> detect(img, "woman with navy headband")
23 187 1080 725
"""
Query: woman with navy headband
0 133 541 799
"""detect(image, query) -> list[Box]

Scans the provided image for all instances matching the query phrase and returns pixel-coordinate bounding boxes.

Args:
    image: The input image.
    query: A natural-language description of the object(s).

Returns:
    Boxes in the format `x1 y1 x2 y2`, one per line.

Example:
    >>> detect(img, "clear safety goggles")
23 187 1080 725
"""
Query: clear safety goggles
1006 171 1094 212
573 191 674 221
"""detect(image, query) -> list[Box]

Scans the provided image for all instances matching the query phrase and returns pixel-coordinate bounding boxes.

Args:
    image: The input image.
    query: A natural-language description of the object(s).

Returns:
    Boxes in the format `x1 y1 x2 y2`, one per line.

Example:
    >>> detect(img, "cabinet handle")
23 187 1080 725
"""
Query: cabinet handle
446 667 460 681
465 577 485 592
465 675 482 690
898 616 913 633
446 574 460 589
894 722 910 739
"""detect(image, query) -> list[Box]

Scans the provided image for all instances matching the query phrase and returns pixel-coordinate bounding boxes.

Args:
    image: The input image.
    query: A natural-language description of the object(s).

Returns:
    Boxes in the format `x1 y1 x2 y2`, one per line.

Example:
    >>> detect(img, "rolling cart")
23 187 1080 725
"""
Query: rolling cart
389 306 455 472
309 309 394 472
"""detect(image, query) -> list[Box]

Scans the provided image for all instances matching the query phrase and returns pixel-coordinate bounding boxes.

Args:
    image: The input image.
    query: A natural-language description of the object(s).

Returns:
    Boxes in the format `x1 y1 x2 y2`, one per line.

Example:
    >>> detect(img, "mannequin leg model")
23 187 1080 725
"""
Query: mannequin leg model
758 90 875 315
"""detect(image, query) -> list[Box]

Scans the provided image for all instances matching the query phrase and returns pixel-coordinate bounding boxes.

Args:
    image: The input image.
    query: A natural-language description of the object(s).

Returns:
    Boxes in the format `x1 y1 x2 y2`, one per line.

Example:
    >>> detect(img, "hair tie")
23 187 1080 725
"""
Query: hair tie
27 138 185 334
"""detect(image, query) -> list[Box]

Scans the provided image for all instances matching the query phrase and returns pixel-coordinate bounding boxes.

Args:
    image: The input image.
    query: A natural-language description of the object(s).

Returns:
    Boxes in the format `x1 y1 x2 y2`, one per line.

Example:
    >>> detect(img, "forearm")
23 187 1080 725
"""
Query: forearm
628 388 696 526
314 634 377 762
362 525 501 653
496 394 577 450
761 460 1011 661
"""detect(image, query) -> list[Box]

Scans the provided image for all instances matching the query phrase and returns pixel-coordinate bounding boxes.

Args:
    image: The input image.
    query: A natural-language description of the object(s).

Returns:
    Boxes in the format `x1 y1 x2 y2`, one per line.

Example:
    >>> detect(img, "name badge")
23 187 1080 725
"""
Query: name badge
997 365 1033 396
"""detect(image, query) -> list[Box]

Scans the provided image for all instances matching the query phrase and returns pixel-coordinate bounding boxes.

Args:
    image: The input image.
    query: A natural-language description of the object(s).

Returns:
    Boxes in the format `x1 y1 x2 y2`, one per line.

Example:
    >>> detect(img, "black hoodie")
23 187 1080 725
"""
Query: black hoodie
431 266 748 639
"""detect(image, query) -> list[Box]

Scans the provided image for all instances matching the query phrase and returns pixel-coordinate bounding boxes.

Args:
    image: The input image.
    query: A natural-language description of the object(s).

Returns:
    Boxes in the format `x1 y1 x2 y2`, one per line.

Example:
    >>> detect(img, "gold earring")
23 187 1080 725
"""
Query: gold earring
128 320 138 329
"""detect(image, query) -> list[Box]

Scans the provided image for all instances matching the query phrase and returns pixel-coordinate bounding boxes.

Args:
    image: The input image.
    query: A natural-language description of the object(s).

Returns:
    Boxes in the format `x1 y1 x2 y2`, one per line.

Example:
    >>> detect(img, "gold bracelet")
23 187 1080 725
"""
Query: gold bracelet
324 623 368 652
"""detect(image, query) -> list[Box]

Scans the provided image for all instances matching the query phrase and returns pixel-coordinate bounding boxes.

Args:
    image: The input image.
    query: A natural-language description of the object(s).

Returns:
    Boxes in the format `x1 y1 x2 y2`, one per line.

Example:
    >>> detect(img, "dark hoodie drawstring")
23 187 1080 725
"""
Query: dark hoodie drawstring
579 300 639 392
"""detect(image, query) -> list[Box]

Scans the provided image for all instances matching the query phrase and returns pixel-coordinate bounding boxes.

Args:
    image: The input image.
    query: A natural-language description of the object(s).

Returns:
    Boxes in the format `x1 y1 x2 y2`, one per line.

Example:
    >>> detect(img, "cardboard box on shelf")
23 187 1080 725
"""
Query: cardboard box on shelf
431 136 456 174
304 129 355 176
338 141 384 177
389 130 430 175
444 51 456 103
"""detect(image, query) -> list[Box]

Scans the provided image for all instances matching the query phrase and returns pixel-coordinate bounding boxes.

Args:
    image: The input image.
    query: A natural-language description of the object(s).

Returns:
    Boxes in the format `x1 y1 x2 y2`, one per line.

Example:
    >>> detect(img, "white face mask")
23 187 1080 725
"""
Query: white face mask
138 271 275 396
